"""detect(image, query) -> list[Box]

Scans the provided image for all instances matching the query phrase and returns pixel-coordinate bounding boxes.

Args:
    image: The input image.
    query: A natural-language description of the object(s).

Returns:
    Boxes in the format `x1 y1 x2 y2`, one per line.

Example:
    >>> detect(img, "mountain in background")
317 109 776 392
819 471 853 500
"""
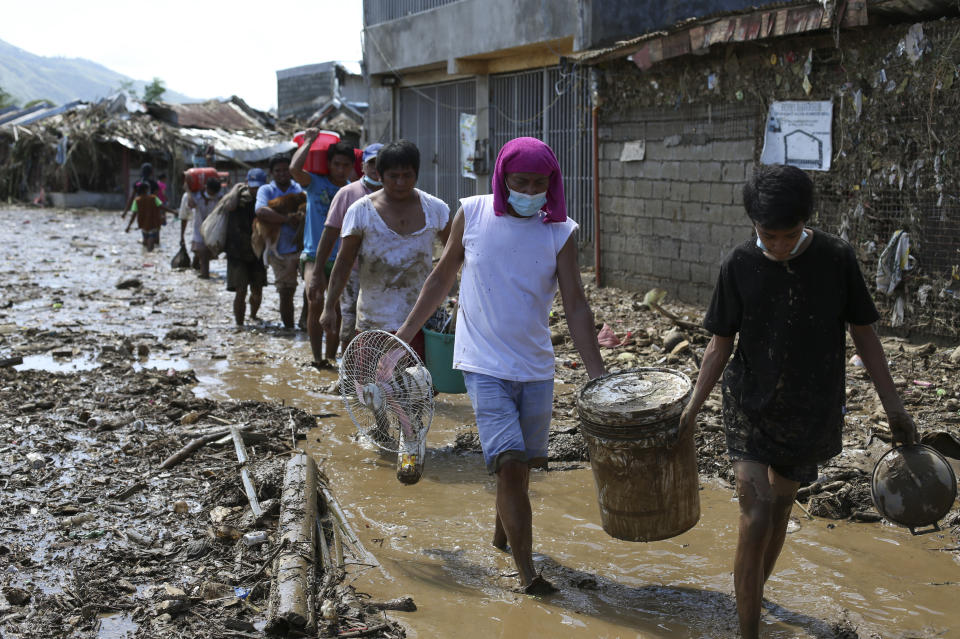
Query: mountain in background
0 38 199 106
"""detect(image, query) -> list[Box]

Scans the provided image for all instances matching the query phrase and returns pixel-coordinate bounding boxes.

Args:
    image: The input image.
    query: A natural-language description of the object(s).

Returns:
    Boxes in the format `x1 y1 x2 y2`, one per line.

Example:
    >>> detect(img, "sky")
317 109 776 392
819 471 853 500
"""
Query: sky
0 0 364 111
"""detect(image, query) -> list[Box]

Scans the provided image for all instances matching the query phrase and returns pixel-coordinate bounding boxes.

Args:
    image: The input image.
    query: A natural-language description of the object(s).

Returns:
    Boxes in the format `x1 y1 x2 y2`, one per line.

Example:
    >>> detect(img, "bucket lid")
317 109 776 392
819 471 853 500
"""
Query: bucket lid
870 444 957 529
578 368 691 428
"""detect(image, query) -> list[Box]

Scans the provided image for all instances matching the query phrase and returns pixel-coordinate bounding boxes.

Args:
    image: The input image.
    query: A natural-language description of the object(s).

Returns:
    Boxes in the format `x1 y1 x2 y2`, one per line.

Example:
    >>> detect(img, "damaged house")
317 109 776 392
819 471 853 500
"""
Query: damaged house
363 0 960 337
0 95 297 209
275 61 367 147
577 0 960 337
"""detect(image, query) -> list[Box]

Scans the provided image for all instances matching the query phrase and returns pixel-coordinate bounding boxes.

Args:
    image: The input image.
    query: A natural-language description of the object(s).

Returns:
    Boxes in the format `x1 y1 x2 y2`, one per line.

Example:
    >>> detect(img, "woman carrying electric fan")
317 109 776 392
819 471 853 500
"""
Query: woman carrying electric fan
321 140 450 478
320 140 451 360
396 137 606 594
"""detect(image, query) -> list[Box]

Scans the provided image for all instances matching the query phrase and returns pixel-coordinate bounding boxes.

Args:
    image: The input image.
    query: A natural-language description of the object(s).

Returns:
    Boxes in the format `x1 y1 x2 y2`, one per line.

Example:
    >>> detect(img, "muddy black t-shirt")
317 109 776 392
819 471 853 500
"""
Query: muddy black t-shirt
703 229 880 465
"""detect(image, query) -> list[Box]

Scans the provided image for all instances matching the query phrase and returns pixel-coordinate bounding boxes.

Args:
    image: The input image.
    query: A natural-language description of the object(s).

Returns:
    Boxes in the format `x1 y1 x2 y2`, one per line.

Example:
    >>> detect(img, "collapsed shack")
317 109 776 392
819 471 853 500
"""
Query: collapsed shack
0 339 407 638
0 95 298 206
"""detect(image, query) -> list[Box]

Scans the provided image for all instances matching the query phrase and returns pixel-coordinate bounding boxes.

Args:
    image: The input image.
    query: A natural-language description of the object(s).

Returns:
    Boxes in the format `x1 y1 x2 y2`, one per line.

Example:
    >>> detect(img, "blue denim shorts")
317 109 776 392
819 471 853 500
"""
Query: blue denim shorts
462 371 554 473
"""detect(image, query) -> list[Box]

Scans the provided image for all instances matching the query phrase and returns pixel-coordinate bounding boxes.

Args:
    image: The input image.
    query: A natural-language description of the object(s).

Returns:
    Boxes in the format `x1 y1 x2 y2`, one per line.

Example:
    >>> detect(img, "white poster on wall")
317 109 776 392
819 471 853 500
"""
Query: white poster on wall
760 101 833 171
459 113 477 179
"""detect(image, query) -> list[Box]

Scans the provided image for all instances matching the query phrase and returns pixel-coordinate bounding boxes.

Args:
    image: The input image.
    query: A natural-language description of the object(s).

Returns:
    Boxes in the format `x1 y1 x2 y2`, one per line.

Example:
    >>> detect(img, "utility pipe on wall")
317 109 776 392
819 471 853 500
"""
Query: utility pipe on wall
590 68 601 287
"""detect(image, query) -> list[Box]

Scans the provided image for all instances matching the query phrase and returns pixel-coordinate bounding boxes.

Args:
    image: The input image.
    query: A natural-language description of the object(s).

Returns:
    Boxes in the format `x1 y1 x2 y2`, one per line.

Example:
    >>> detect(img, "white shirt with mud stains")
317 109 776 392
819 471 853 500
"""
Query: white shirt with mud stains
341 189 450 332
453 194 578 382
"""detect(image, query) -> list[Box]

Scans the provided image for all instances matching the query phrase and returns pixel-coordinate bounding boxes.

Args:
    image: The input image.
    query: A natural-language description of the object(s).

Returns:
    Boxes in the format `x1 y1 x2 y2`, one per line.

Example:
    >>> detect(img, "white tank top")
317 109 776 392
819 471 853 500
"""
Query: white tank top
453 194 578 382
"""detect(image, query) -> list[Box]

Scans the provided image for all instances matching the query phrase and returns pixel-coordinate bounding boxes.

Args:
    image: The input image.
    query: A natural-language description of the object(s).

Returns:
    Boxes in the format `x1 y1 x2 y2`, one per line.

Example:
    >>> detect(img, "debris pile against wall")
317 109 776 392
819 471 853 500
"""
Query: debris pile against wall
596 18 960 337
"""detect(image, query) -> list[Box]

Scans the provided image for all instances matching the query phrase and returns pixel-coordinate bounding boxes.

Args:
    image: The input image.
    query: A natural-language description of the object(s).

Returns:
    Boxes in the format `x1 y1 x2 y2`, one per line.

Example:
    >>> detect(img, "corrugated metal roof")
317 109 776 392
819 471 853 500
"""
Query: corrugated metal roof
178 128 297 163
569 0 871 68
1 101 87 128
0 94 297 163
0 102 54 127
571 0 957 68
870 0 958 16
167 99 265 130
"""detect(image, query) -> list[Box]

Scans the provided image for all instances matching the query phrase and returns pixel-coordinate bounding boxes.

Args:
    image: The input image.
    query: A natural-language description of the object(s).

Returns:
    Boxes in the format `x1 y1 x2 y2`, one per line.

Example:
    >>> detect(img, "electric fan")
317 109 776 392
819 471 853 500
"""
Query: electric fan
339 330 434 484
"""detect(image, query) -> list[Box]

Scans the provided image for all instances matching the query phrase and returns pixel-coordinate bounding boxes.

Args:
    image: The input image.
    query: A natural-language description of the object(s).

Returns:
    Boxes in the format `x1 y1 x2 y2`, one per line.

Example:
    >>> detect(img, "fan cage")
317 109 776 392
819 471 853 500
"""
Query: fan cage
339 330 434 453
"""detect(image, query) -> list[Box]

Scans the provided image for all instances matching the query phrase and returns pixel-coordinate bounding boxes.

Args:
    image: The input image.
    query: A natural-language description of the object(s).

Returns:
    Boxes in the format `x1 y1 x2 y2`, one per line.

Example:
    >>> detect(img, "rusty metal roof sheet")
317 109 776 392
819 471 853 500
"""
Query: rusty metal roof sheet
166 97 270 130
569 0 873 70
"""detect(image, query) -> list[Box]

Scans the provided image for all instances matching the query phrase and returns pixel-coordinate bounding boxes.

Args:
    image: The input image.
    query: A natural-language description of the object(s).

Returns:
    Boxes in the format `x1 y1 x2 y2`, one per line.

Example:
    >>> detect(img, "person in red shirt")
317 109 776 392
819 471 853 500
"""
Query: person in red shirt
124 182 176 251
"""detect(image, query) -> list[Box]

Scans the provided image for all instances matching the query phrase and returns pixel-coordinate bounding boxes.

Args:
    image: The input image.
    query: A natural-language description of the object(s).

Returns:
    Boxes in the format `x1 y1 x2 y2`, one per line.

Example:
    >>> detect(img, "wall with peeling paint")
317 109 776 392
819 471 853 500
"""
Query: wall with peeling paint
594 18 960 336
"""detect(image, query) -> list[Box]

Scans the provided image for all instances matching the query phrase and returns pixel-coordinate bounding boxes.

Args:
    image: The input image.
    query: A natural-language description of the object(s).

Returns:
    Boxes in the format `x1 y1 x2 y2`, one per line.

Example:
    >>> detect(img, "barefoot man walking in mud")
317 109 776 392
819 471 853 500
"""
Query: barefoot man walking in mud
396 137 605 594
679 164 917 638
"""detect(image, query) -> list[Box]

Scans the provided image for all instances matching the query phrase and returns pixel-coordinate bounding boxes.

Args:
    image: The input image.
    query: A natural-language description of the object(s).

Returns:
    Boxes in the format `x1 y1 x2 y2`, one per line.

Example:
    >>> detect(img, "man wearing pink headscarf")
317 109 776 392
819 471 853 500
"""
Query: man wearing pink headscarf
398 137 605 594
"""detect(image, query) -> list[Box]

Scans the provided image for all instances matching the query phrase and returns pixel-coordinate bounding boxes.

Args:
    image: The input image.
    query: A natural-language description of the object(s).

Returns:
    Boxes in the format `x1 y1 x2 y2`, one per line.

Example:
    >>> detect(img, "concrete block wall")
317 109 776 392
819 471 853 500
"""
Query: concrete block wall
597 104 760 306
277 70 335 121
364 85 394 145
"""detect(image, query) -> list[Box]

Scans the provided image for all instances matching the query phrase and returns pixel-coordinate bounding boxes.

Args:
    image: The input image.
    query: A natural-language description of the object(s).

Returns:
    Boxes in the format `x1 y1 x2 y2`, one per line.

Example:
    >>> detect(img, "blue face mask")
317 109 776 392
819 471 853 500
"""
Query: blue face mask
363 175 382 187
756 229 809 256
507 188 547 217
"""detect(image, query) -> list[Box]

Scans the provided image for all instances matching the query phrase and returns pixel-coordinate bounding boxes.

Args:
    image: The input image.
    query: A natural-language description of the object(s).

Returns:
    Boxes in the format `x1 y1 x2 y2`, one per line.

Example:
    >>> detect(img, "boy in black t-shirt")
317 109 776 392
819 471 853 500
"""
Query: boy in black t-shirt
679 164 916 639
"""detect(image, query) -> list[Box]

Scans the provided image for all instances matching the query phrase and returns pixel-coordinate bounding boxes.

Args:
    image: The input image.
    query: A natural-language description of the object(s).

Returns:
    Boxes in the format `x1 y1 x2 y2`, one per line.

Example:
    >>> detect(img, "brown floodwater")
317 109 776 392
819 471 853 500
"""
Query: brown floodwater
186 352 960 638
7 208 960 638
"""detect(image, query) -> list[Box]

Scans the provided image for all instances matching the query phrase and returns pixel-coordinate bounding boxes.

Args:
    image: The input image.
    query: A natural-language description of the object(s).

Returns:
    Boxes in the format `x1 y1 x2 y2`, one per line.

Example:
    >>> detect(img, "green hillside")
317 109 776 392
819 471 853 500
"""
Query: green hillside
0 38 197 106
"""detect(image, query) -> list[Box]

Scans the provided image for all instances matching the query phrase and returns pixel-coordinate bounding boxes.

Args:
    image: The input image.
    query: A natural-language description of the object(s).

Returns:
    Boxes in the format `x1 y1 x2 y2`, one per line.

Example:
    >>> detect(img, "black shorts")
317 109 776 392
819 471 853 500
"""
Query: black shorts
226 258 267 292
727 450 818 483
722 384 820 484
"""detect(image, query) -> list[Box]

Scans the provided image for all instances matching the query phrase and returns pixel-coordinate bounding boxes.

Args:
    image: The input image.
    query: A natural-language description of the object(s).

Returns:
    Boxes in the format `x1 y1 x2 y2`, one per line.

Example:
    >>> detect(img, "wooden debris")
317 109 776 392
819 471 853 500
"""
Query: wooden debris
793 499 815 519
316 518 333 571
59 513 95 528
231 426 262 517
266 454 319 635
319 481 381 571
649 302 707 333
0 356 23 368
158 425 254 470
336 623 390 638
125 528 154 547
368 596 417 612
159 430 230 470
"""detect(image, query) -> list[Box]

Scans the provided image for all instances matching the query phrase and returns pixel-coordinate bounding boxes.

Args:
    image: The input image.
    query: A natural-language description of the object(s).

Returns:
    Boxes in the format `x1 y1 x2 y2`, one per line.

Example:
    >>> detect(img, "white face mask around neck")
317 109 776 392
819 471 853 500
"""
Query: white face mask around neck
756 229 809 256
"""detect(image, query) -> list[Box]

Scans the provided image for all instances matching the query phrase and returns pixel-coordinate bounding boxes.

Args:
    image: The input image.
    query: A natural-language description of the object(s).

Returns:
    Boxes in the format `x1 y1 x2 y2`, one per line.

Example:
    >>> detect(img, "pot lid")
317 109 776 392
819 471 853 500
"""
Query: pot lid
871 444 957 529
578 368 691 426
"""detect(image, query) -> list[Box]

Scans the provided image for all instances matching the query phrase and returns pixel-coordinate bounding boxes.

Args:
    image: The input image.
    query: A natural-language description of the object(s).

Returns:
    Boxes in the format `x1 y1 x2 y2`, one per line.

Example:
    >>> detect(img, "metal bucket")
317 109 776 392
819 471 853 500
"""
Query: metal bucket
871 444 957 535
577 368 699 542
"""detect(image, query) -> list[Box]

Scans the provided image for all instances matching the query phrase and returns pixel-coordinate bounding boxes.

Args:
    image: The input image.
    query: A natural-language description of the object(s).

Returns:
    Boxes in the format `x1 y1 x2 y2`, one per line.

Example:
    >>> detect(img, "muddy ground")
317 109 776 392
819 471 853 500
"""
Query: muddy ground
0 206 958 638
0 207 408 639
547 279 960 526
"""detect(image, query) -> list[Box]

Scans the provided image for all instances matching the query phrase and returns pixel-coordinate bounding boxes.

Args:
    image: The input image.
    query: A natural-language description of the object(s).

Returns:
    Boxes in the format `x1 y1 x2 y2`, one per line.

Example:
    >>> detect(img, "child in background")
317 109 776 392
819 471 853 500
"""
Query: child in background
125 182 176 251
178 180 196 263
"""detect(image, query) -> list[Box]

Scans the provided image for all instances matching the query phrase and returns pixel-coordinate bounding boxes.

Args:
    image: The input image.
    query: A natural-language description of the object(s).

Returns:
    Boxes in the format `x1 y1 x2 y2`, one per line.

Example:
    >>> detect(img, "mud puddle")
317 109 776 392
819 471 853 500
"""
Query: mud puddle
2 207 959 638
